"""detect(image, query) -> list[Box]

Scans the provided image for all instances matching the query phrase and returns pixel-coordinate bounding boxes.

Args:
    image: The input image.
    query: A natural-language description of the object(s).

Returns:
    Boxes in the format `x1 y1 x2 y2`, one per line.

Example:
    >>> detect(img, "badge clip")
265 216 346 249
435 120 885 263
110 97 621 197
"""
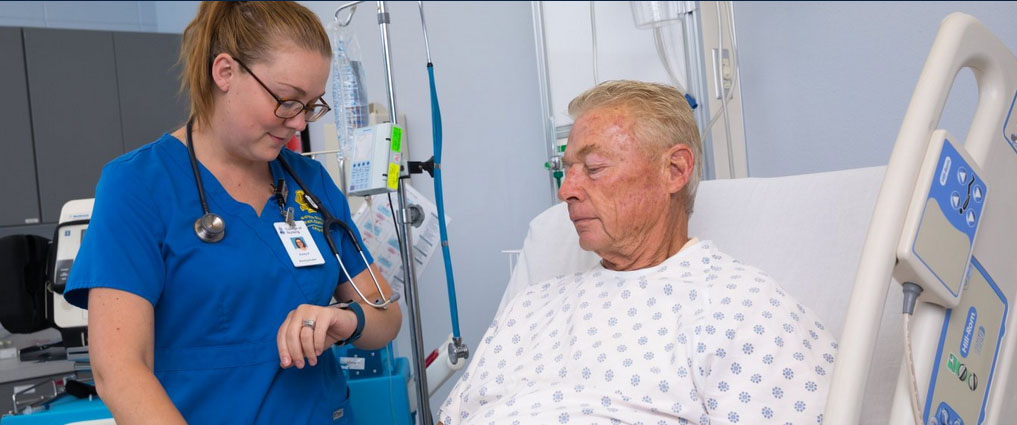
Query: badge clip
274 179 288 207
285 207 295 228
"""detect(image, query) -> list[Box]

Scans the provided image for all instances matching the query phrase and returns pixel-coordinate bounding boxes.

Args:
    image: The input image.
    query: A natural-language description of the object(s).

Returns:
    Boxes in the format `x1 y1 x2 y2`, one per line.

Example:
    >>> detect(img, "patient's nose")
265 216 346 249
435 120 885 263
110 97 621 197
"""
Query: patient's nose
557 167 583 202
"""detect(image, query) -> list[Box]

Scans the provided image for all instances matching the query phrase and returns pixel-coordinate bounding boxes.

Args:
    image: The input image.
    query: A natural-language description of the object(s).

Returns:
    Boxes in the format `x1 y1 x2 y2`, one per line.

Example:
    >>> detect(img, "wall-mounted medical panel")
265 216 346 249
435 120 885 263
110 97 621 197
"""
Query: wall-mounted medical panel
24 28 125 223
114 32 187 152
0 27 41 227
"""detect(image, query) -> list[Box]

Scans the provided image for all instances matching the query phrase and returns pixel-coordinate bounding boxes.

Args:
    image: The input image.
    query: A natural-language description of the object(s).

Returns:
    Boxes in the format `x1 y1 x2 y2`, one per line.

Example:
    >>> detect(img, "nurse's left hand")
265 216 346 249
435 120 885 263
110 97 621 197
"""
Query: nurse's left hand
276 304 357 369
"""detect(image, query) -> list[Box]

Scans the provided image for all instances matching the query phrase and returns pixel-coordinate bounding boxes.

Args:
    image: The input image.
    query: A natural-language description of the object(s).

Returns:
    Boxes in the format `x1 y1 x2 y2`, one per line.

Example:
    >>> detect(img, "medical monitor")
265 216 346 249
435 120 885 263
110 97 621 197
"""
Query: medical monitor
46 199 93 347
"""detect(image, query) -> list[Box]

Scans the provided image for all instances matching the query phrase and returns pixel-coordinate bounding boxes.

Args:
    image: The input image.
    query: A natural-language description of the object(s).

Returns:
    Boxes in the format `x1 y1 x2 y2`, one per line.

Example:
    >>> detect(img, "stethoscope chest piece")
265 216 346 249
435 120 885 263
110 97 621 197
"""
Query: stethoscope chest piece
186 119 227 244
194 212 226 243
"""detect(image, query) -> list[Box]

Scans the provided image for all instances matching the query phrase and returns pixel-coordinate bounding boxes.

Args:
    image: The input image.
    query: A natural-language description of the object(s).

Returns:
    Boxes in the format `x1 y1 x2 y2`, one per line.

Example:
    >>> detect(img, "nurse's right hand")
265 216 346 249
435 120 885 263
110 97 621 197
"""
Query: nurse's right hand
276 303 358 369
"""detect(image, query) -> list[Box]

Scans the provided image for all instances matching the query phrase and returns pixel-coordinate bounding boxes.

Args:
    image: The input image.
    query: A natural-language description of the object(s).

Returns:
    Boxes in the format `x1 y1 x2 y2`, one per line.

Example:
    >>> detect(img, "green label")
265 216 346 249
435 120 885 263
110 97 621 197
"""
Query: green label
390 126 402 153
947 352 960 375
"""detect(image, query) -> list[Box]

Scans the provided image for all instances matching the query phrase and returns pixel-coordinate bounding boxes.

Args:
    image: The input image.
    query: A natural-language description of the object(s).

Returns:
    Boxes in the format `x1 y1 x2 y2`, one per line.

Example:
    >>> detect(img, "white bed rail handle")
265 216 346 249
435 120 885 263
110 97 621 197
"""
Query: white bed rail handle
825 12 1017 425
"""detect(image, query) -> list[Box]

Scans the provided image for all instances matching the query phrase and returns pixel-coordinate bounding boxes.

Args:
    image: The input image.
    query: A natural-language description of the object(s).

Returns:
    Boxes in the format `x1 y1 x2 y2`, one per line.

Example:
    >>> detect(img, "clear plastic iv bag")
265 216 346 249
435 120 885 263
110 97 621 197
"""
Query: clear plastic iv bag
330 22 369 160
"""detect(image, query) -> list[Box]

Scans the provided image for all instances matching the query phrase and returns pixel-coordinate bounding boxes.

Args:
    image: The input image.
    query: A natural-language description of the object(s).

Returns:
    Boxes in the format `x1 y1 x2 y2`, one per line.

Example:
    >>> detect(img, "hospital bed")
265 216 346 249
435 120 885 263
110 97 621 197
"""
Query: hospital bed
502 12 1017 425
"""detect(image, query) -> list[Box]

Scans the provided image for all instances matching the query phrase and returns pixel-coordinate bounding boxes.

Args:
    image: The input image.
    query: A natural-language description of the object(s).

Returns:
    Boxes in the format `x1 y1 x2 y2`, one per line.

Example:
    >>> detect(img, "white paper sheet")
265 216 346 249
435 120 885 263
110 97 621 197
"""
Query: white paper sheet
351 185 447 300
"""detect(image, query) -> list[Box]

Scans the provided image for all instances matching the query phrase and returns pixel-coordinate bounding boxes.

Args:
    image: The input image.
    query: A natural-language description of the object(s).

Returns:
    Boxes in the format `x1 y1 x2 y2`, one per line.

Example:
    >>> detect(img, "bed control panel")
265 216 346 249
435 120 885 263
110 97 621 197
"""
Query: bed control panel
923 259 1007 425
895 130 987 308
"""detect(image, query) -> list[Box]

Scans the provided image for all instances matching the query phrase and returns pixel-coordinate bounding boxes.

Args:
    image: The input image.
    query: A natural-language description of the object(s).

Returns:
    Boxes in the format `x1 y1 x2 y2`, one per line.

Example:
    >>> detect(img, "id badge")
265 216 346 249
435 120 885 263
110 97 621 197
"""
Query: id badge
274 221 326 267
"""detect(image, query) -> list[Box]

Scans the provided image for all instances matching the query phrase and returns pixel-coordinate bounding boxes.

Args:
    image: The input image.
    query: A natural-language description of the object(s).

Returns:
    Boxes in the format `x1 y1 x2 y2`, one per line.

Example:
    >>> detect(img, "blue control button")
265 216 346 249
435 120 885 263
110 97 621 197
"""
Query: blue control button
972 185 983 203
937 406 949 424
950 191 961 209
966 210 976 227
957 166 968 184
932 401 964 425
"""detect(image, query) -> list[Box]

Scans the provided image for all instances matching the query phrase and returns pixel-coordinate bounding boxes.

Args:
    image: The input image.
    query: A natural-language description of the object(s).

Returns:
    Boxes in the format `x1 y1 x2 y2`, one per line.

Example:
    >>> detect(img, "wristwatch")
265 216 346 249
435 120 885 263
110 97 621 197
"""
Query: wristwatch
332 302 365 346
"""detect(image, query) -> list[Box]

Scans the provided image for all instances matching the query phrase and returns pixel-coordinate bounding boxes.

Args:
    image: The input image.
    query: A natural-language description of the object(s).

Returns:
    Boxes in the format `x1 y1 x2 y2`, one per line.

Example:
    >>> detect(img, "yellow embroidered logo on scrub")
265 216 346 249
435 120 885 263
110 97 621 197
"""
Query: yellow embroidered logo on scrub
302 214 323 232
295 190 316 213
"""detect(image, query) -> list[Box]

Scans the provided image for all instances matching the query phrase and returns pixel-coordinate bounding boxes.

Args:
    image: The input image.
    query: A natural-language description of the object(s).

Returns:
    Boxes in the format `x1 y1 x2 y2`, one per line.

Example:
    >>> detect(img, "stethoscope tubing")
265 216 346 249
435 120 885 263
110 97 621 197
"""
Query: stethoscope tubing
186 122 212 214
185 119 396 309
274 153 398 310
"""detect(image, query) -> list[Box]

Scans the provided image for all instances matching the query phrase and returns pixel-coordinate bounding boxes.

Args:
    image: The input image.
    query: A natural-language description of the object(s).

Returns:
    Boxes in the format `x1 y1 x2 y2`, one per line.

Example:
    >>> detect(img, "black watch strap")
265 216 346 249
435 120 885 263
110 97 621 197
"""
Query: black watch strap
333 302 365 346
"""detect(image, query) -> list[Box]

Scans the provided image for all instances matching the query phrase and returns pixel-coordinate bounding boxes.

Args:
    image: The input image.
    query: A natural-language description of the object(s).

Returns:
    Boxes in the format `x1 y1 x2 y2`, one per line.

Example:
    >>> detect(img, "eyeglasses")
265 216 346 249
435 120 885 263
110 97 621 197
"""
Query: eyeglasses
235 59 331 122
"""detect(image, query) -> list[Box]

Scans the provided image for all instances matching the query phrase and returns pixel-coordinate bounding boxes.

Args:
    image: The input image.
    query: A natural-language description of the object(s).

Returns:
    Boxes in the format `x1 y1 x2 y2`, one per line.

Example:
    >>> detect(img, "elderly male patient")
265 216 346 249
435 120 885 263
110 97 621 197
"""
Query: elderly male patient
439 81 836 424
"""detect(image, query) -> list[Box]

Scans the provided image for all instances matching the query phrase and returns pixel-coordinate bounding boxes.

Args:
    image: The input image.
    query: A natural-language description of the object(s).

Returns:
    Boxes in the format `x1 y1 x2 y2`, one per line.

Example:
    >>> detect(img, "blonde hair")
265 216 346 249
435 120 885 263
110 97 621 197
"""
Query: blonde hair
180 1 331 127
568 80 702 214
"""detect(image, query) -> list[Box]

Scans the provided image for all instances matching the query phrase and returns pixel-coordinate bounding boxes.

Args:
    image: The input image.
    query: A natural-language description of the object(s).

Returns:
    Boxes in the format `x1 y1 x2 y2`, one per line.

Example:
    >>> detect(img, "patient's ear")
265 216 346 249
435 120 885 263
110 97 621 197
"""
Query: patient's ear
664 143 694 194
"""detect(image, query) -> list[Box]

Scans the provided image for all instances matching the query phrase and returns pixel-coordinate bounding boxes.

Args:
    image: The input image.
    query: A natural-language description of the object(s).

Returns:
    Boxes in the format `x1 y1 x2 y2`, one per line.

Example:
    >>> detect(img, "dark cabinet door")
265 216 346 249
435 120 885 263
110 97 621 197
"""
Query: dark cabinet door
24 28 124 223
0 28 41 226
114 32 188 152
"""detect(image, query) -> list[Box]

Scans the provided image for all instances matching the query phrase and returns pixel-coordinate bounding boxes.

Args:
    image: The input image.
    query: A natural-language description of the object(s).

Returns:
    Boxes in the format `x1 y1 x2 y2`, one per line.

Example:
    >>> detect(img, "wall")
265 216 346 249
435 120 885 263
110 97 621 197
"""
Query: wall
152 0 196 33
734 2 1017 177
0 1 157 31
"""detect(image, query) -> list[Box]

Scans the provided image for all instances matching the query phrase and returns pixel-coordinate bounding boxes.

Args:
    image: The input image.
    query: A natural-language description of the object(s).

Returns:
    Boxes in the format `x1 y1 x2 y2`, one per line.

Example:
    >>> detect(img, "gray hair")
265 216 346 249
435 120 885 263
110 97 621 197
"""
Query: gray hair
568 80 702 214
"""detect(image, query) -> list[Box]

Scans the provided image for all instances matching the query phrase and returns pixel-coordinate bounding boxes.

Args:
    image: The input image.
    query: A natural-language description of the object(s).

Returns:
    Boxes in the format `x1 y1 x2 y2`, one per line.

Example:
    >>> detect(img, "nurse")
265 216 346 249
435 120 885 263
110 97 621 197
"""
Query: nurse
63 2 401 424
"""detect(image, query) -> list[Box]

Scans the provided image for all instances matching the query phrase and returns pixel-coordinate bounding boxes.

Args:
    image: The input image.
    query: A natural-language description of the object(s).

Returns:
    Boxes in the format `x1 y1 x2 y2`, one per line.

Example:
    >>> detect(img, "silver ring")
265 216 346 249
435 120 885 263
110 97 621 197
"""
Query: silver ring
302 319 316 330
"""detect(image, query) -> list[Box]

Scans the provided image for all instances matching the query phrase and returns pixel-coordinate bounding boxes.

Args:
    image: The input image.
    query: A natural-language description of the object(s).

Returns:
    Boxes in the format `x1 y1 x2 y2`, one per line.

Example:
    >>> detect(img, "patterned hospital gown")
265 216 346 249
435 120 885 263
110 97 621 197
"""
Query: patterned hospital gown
439 240 837 425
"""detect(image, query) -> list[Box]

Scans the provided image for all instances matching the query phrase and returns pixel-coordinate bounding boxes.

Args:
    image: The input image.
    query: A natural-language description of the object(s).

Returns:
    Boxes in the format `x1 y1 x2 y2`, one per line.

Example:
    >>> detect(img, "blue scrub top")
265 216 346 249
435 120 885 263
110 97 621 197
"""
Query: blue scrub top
65 134 372 424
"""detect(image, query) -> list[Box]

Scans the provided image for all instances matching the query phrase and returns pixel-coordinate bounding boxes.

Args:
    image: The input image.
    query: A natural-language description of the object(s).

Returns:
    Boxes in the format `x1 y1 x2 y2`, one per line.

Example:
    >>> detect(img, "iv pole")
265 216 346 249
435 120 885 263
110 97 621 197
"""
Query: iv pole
334 2 434 423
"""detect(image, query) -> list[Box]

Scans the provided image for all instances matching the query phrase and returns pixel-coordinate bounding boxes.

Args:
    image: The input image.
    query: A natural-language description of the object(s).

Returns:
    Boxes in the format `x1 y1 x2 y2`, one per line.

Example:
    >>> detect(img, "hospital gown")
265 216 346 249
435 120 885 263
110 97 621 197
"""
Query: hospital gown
440 240 836 425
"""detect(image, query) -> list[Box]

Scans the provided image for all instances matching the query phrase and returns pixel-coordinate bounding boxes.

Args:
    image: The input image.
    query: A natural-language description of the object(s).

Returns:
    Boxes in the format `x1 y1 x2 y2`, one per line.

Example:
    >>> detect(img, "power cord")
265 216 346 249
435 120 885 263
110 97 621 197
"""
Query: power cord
901 282 924 425
386 192 404 256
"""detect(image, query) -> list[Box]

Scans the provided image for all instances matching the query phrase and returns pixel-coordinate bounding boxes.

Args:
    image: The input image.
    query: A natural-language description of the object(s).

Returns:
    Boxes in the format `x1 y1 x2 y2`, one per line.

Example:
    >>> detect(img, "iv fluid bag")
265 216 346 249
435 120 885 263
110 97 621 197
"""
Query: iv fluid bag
330 23 369 159
631 1 689 29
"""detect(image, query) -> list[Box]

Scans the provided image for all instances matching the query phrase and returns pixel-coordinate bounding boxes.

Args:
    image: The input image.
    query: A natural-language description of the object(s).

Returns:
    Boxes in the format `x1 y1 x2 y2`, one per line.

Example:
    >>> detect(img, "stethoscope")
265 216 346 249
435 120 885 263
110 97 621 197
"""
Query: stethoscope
185 120 399 309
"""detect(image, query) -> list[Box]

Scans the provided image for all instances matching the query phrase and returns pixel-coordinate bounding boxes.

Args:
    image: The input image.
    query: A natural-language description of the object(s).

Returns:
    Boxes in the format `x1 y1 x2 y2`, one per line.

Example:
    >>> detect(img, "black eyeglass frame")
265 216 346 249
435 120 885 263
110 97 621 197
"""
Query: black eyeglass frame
234 58 331 122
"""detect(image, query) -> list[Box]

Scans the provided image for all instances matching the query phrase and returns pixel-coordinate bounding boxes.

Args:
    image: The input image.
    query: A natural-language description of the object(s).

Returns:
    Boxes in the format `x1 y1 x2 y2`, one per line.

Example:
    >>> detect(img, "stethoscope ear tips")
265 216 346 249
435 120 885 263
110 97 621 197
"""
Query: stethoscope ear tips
194 213 226 243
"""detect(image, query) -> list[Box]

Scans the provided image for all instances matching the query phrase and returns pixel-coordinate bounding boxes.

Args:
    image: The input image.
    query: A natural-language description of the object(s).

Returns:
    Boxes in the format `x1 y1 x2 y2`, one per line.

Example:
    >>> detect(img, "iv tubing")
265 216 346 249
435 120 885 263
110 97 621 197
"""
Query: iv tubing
419 2 463 340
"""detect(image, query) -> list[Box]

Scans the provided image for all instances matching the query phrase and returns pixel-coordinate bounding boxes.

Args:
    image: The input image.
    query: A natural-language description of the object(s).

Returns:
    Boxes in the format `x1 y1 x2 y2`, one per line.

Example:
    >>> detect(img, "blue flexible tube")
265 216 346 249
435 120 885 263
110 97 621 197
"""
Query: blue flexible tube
428 63 462 339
